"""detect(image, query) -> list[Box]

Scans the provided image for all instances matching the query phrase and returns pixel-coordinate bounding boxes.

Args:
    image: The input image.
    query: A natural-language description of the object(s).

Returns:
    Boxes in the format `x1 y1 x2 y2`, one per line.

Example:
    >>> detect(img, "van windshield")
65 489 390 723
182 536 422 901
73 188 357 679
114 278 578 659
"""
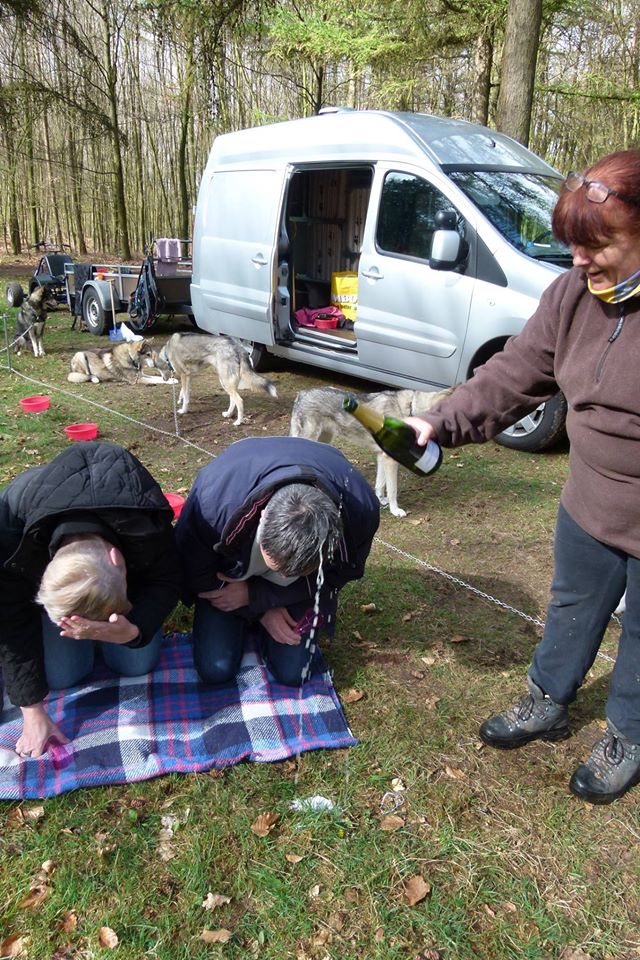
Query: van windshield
449 170 572 265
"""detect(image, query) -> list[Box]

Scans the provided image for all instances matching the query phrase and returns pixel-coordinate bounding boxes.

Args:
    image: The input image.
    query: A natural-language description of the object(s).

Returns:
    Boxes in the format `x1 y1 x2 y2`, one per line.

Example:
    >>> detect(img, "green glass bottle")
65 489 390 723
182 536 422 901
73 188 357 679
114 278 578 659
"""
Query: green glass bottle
342 394 443 476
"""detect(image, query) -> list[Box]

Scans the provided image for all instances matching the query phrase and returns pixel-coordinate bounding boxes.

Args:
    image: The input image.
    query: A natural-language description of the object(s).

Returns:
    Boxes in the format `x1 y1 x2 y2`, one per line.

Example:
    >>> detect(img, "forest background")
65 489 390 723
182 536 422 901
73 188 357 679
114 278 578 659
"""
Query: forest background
1 0 639 260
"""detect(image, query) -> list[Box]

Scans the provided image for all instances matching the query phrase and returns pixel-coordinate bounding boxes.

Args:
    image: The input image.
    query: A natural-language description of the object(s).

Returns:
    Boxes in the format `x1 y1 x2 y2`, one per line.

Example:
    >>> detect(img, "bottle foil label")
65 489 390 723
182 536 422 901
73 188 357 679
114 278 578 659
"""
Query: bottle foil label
414 440 440 474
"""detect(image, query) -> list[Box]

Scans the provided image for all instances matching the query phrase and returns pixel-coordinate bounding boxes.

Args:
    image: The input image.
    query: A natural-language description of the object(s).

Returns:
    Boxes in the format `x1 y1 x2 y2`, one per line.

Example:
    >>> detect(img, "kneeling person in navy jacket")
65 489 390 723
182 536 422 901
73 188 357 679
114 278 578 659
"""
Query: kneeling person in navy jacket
175 436 380 686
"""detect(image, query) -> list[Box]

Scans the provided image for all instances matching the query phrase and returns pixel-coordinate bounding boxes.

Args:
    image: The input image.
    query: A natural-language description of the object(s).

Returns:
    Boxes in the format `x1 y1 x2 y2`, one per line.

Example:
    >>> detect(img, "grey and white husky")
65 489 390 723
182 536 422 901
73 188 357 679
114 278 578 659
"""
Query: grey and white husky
153 331 277 422
14 285 48 357
290 385 453 517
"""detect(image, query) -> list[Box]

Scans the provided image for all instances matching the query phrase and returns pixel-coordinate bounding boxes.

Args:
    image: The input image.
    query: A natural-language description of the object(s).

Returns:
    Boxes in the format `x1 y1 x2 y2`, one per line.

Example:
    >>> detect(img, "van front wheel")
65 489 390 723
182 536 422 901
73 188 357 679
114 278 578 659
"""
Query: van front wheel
239 340 270 372
496 392 567 452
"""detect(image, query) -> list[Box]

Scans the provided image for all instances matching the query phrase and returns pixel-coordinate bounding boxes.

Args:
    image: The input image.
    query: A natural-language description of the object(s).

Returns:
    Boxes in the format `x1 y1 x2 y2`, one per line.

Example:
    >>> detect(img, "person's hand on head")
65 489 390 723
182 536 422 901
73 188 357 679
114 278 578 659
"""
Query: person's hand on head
17 704 69 759
259 607 301 645
57 612 139 645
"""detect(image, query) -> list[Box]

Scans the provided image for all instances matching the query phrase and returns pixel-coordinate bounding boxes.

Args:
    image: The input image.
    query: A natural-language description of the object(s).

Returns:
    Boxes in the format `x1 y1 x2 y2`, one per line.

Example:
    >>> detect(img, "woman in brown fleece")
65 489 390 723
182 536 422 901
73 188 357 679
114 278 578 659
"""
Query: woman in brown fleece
406 149 640 805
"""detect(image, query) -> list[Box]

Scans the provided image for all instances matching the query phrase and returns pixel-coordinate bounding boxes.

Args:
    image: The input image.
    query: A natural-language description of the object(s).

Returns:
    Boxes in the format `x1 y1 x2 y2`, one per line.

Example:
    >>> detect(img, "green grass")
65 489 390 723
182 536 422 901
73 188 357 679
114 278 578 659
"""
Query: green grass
1 281 640 959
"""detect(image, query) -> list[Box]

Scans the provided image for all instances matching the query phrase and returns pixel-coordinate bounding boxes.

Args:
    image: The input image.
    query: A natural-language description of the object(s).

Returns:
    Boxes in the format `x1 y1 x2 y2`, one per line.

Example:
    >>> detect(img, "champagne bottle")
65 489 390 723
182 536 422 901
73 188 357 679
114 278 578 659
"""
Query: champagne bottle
342 394 443 476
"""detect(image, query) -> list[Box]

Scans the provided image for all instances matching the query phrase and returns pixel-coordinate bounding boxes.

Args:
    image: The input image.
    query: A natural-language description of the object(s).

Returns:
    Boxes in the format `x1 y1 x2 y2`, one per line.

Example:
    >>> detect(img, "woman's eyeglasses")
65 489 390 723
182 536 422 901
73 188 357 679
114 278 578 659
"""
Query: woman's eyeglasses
565 171 639 206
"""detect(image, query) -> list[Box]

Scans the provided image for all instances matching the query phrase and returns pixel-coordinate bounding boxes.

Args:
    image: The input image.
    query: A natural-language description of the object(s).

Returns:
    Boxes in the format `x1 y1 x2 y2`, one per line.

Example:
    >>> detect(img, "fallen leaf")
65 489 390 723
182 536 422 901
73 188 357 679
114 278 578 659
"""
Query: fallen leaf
202 893 231 910
343 887 359 903
352 630 363 641
40 860 56 876
24 805 45 822
424 696 441 711
403 874 431 906
18 885 49 910
285 853 304 863
391 777 405 791
483 903 496 918
560 949 592 960
444 766 466 781
374 927 385 941
341 688 364 704
0 934 28 958
380 815 405 832
308 884 321 898
251 812 279 837
421 655 436 666
411 671 425 680
312 929 331 947
157 839 176 862
200 929 232 944
58 911 78 932
360 602 377 613
408 518 422 526
501 900 517 914
449 538 461 546
402 612 414 622
449 634 470 644
98 927 119 948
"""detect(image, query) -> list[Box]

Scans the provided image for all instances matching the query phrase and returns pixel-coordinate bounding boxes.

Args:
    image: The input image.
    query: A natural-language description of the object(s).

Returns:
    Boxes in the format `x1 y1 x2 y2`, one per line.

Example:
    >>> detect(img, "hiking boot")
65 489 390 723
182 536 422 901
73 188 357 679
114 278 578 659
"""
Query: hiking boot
569 721 640 805
479 676 570 749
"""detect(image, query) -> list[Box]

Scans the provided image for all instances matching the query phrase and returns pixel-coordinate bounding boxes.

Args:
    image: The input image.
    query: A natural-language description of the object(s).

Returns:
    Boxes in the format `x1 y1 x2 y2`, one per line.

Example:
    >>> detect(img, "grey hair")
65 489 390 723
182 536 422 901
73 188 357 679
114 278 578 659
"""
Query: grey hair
260 484 341 577
36 537 130 623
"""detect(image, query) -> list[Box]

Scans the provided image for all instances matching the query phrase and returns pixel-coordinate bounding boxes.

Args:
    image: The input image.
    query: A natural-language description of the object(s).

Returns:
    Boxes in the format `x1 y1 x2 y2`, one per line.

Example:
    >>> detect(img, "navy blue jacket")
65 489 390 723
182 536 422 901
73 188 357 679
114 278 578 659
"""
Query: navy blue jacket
175 436 380 631
0 442 181 706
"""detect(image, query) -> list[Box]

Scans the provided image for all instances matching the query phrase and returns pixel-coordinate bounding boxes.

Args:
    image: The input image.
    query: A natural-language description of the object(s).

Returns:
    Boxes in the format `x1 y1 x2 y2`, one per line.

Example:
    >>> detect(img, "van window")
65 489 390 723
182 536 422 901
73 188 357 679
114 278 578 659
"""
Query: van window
377 172 461 260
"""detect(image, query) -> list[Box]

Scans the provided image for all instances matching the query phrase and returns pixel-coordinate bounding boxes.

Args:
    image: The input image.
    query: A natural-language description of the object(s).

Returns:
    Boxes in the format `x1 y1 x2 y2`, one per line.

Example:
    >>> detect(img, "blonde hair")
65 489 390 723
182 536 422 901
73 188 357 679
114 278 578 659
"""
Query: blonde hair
36 537 131 622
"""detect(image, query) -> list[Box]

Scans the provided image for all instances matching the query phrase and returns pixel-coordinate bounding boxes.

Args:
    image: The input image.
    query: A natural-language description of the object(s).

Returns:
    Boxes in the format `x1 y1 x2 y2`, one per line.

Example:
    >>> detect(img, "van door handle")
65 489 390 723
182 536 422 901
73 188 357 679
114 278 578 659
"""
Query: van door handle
361 266 383 280
251 253 269 266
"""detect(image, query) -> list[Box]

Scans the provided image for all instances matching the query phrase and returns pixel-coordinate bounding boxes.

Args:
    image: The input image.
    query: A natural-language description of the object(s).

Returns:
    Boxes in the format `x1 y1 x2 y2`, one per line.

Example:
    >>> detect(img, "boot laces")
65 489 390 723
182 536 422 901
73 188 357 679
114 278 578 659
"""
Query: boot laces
590 730 625 778
514 693 535 722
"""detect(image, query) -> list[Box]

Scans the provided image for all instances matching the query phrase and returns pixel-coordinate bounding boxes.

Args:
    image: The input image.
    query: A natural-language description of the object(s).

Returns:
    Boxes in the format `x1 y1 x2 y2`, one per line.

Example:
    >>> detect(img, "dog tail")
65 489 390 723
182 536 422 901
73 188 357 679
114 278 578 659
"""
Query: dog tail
239 353 277 397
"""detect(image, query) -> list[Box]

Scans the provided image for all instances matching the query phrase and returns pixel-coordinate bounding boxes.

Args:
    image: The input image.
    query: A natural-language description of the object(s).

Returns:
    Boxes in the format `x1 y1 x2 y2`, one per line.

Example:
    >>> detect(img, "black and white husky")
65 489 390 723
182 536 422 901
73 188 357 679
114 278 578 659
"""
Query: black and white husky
14 285 48 357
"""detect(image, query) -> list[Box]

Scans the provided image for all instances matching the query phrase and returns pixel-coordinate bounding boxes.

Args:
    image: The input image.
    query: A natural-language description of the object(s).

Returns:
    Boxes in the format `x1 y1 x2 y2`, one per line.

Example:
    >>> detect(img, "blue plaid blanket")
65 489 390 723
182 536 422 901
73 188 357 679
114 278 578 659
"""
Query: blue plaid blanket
0 633 357 799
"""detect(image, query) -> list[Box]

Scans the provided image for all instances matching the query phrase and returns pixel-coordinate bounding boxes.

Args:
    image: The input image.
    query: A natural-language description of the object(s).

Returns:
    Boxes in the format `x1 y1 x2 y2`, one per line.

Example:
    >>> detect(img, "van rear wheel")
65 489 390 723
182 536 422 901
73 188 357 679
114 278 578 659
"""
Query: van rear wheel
239 340 270 372
496 392 567 452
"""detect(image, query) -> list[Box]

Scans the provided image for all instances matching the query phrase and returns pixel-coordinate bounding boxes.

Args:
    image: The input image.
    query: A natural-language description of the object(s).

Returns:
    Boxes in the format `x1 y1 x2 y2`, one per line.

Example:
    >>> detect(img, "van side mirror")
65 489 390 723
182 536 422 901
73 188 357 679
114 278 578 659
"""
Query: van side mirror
429 229 463 270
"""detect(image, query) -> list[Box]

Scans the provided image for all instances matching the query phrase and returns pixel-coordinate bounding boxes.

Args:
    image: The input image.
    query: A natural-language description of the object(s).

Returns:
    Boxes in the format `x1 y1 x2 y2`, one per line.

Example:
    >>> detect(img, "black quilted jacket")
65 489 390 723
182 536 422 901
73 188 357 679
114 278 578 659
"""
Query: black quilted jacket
0 442 181 707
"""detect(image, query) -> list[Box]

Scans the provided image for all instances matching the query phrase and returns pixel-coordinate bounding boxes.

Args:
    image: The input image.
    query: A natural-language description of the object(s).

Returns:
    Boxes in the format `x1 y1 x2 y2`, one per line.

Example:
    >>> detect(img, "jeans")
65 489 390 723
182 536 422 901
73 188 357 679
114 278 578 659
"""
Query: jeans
192 598 321 687
42 614 163 690
530 504 640 741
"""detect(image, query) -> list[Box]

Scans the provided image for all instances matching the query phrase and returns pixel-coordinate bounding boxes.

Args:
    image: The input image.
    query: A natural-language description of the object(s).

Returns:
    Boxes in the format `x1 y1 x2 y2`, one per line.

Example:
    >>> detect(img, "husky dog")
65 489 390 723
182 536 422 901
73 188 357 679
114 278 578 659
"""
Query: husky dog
153 332 278 422
67 339 165 385
14 285 48 357
290 385 453 517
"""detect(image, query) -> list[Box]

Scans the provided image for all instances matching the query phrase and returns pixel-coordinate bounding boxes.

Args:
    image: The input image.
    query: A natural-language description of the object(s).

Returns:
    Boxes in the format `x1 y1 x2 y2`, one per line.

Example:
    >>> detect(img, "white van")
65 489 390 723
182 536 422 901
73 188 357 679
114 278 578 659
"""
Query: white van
191 108 572 451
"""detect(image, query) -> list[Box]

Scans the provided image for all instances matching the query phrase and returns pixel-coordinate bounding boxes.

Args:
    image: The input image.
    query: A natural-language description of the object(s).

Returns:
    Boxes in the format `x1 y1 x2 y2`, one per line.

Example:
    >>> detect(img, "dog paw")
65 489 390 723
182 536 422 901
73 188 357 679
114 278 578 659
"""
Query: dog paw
91 377 100 383
165 377 178 385
390 506 407 518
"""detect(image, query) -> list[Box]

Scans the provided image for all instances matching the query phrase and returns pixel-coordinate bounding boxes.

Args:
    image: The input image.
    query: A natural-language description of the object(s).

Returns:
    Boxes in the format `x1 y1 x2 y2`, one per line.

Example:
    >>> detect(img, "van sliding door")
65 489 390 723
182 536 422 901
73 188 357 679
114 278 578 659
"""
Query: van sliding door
192 168 288 343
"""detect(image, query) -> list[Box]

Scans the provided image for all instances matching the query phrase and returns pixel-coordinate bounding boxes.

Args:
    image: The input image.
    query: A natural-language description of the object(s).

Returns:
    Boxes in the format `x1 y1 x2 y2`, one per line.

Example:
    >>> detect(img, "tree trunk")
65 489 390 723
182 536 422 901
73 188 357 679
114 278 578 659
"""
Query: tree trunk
495 0 542 146
471 29 493 127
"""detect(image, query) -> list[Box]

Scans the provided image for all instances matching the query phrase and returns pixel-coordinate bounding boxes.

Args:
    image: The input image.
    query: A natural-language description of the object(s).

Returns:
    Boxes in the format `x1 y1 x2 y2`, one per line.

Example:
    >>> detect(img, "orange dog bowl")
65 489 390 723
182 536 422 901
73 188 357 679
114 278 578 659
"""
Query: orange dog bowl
64 422 99 441
164 492 186 519
20 395 51 413
315 316 339 330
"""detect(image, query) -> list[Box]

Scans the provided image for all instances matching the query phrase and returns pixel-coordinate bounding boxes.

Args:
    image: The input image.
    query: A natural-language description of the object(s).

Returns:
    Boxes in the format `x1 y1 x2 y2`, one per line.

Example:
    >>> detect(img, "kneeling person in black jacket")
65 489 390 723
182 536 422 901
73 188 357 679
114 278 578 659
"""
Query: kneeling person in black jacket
1 442 182 759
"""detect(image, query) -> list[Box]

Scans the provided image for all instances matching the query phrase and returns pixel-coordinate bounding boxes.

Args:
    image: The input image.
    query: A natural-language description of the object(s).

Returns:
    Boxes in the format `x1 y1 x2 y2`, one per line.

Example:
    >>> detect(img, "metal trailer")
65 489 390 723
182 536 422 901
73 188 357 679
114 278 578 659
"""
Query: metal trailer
64 239 194 336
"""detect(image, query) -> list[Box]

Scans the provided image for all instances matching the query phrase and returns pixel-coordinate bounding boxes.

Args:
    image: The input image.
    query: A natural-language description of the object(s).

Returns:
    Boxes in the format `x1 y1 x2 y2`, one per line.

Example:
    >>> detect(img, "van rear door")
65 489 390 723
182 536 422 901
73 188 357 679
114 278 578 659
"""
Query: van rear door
191 168 288 343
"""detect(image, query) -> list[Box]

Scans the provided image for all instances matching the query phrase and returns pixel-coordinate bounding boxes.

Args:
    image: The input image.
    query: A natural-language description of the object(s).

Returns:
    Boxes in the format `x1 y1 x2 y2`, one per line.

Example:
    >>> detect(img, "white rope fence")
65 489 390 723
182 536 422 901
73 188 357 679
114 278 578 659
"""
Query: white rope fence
0 313 619 666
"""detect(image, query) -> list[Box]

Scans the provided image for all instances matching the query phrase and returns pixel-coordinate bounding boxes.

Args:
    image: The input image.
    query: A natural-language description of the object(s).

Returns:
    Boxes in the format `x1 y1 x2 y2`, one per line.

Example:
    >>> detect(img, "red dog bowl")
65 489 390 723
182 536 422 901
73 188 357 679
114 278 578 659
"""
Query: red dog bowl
20 395 51 413
164 492 186 519
64 422 99 441
315 316 339 330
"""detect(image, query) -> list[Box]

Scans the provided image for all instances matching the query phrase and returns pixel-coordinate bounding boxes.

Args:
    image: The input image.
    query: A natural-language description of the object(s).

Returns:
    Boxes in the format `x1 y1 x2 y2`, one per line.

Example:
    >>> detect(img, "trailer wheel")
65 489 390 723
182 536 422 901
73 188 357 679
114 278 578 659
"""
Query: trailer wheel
83 290 112 335
6 282 24 307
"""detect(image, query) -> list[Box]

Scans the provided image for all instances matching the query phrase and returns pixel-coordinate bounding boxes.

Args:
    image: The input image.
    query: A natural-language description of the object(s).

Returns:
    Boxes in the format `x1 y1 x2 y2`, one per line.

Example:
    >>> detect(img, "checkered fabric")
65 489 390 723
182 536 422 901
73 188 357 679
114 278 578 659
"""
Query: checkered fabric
0 633 357 799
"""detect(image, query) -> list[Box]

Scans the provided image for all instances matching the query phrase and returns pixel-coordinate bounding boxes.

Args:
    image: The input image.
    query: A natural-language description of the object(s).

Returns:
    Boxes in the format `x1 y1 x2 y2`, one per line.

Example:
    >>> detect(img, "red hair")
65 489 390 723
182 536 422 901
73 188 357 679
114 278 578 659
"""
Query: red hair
553 149 640 247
